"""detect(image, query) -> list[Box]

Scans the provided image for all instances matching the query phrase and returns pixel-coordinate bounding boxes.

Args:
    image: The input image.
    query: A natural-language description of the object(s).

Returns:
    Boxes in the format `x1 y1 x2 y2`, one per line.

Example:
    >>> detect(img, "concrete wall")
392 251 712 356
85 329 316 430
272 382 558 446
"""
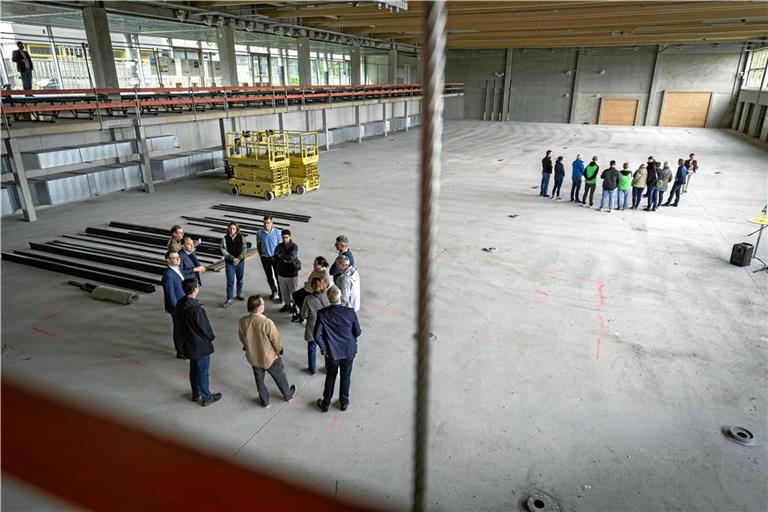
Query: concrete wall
447 43 745 128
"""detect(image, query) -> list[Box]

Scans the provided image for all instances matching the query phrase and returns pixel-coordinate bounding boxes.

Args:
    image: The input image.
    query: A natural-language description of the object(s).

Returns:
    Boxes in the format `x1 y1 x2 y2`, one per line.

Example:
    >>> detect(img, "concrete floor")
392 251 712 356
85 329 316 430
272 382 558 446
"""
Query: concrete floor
2 120 767 511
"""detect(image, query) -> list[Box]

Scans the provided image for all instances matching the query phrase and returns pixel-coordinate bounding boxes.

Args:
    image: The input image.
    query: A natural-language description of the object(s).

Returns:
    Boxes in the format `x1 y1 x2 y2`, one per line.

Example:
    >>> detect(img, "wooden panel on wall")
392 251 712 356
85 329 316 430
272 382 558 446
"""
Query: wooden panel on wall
659 92 712 127
598 99 638 125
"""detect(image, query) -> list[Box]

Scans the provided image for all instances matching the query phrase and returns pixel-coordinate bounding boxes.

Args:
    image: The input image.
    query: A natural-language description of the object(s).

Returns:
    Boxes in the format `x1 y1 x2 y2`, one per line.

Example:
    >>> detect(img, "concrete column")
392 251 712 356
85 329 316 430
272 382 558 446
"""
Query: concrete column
133 121 154 193
404 100 409 131
82 6 119 88
416 54 422 83
297 37 311 86
747 64 768 136
322 109 330 150
5 137 36 222
351 44 362 85
500 48 513 122
355 105 362 142
388 48 397 83
216 20 238 86
278 112 284 131
383 103 388 136
644 45 663 126
569 49 583 124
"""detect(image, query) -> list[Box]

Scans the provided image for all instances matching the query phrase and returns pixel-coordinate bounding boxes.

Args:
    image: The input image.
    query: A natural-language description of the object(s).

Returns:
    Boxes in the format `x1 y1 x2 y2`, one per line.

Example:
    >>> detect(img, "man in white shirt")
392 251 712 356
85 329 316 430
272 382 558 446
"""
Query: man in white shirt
333 255 361 312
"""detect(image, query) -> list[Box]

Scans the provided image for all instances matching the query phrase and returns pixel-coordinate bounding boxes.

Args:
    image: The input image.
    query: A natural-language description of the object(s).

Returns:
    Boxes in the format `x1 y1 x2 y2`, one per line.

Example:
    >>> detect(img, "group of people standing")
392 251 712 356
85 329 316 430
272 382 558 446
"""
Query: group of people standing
160 218 362 413
540 150 699 212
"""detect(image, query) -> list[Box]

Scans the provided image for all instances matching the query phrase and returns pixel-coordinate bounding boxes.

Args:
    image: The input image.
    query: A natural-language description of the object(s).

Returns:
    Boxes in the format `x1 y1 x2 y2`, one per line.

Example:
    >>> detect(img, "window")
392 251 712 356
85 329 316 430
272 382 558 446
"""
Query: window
745 47 768 89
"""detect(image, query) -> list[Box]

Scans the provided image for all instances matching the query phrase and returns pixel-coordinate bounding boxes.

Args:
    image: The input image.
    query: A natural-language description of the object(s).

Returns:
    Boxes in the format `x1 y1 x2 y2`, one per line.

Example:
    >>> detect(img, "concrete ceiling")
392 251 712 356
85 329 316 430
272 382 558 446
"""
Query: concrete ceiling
183 0 768 48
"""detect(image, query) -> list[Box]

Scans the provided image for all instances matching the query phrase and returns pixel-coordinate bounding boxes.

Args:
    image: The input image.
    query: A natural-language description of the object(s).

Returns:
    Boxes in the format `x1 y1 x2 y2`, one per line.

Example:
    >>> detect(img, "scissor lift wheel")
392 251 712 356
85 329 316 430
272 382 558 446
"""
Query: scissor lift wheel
264 190 275 201
231 186 240 196
295 184 306 195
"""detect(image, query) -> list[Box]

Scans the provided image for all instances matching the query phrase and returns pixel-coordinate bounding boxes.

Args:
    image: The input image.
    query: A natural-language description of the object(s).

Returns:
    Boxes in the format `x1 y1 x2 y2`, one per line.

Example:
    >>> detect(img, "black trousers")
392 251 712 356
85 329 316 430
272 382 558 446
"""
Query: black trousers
582 183 596 205
321 356 354 408
292 288 311 312
260 256 279 294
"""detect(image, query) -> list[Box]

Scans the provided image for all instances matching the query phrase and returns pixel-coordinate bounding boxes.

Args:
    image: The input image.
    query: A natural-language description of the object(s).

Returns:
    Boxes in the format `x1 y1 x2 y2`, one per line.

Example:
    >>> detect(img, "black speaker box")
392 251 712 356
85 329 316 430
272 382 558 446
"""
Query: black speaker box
730 242 754 267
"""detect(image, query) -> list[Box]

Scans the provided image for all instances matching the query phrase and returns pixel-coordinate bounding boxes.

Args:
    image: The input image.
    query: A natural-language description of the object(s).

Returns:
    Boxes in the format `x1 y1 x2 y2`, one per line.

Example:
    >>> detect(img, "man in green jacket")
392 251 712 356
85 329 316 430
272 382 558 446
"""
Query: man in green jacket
581 156 599 207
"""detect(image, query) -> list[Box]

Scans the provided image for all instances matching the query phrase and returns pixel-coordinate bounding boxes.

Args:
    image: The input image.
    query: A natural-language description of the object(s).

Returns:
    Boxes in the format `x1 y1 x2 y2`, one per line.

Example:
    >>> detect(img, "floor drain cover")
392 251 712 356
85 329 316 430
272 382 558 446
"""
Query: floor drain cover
525 492 560 512
724 426 757 446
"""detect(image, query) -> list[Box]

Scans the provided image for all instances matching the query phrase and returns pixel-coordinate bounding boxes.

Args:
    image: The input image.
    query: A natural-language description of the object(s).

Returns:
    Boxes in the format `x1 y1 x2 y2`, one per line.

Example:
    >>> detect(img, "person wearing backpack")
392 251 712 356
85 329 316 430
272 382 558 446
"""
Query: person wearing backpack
581 156 599 207
617 162 633 210
275 229 301 312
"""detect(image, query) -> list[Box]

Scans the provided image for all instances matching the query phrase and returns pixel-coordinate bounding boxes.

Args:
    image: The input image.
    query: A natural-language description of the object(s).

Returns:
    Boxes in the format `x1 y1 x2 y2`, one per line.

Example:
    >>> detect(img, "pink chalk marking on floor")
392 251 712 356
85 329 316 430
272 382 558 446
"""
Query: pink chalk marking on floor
33 309 65 326
597 312 606 334
596 281 607 307
31 326 58 338
367 302 412 318
323 414 339 434
595 335 602 360
533 288 550 298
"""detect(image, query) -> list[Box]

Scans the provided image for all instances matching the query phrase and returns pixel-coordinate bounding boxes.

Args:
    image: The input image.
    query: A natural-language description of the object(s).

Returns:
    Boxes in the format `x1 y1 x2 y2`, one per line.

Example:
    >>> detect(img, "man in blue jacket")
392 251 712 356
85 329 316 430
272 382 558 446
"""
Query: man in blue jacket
330 234 355 280
175 278 222 407
570 154 585 202
314 285 362 412
179 237 206 285
161 250 185 359
662 159 688 207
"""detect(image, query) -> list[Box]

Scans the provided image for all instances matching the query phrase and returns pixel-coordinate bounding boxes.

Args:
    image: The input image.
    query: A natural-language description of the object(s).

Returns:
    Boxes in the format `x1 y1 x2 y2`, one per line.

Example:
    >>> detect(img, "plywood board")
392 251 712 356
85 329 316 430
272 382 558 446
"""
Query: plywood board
598 99 638 126
659 92 712 128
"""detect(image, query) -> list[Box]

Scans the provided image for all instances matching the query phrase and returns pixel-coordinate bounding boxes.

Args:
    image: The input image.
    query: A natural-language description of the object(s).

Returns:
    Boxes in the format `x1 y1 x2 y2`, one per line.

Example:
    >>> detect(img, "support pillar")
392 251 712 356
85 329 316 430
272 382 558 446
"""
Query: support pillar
644 45 663 126
82 6 119 88
569 49 584 124
404 100 409 131
133 121 154 193
5 137 36 222
500 48 513 122
383 103 388 136
297 37 311 86
322 109 330 150
388 48 398 84
278 112 284 132
351 44 362 85
46 25 63 88
355 105 362 142
216 21 238 86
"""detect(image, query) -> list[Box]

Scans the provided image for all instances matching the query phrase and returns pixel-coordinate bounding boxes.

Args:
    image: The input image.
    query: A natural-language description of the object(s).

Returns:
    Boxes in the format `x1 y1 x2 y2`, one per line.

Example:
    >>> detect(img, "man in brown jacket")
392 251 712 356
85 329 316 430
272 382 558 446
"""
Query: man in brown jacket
238 295 297 407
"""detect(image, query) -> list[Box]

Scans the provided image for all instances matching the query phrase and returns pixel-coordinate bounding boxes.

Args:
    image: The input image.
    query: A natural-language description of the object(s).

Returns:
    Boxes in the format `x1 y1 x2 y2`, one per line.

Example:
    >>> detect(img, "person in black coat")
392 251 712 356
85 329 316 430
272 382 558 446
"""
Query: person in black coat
175 279 222 407
274 229 300 312
314 286 362 412
551 156 565 200
179 237 206 285
644 156 659 211
11 41 34 91
539 149 553 197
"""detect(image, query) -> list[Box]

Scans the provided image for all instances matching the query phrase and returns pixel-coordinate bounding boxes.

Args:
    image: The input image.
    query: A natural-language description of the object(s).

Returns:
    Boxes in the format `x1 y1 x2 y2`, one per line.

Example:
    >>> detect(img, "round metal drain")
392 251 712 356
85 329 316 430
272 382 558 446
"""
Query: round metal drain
724 426 757 446
525 492 560 512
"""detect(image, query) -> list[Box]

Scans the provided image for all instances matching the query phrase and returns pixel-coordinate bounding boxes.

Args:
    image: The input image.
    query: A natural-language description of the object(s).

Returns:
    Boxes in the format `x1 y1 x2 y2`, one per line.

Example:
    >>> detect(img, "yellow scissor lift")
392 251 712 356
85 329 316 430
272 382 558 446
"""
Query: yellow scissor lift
226 131 291 201
286 131 320 195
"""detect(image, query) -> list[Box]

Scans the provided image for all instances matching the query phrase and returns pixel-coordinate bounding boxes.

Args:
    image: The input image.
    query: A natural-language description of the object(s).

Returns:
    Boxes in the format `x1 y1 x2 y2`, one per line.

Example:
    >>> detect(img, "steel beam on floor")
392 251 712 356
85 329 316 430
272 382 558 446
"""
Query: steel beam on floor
49 240 206 265
213 204 310 223
59 235 216 263
180 216 259 232
2 252 157 293
83 228 221 257
220 214 290 228
108 222 221 245
13 250 162 285
29 243 166 275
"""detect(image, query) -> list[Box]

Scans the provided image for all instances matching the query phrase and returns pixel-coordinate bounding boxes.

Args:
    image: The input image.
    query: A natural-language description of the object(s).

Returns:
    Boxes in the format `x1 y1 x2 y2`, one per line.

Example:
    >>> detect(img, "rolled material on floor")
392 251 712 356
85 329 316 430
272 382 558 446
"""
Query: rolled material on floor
91 285 139 305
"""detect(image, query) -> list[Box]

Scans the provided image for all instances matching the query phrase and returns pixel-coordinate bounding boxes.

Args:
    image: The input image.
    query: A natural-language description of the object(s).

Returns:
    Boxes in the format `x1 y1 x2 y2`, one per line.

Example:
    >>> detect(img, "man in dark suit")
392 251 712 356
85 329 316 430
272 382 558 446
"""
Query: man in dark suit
179 236 206 285
314 285 362 412
11 41 34 91
175 278 222 407
161 251 185 358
